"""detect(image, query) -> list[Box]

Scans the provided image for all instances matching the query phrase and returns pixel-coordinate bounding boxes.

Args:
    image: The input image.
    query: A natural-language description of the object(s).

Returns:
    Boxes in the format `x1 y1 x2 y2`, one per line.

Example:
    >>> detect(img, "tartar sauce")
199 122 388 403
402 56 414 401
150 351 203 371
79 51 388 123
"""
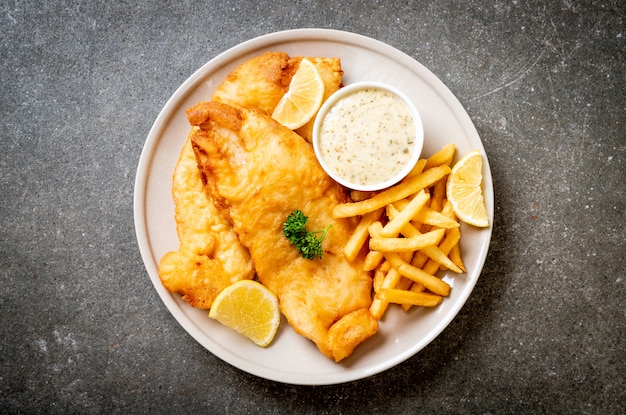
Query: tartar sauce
318 87 416 187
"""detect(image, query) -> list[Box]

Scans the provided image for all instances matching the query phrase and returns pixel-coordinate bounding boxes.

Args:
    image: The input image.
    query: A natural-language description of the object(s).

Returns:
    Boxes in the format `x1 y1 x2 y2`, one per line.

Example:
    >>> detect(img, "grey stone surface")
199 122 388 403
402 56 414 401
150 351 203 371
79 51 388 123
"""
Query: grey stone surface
1 1 624 413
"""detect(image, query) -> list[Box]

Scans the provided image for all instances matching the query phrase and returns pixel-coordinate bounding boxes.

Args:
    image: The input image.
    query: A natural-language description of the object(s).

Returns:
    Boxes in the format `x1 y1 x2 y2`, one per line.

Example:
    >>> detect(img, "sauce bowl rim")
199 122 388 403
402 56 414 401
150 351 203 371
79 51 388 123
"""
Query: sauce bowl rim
312 81 425 192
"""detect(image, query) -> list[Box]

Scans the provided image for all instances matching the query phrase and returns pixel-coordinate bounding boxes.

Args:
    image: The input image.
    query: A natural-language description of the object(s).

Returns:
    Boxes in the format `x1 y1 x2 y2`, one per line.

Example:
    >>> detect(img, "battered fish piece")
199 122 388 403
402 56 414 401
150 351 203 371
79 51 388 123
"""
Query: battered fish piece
158 52 342 310
158 137 254 309
188 101 378 362
212 51 343 141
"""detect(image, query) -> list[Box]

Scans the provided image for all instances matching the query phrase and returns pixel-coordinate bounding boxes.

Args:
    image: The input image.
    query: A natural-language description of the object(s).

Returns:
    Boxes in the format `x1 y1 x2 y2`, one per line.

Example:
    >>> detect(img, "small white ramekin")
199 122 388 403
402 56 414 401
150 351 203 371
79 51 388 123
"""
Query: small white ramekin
312 81 424 191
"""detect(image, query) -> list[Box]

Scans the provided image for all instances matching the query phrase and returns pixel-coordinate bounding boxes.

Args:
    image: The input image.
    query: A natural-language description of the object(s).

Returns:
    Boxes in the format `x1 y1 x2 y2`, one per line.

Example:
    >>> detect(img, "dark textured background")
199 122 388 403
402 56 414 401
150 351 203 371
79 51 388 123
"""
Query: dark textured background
1 1 624 413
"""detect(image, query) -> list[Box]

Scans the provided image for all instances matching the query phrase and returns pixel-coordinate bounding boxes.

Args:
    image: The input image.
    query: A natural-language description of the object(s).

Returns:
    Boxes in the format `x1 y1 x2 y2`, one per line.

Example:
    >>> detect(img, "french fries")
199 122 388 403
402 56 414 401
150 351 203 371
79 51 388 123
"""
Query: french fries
343 208 384 262
336 143 468 320
384 252 451 296
332 165 451 218
380 190 430 237
376 288 443 308
370 229 445 252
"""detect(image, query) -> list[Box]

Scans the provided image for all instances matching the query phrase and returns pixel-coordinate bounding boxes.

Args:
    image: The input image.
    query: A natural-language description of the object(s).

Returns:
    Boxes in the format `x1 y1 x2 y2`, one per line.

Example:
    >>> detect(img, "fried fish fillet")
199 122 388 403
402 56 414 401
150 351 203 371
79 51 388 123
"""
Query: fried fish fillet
158 52 341 310
212 51 343 141
158 137 254 309
188 101 378 361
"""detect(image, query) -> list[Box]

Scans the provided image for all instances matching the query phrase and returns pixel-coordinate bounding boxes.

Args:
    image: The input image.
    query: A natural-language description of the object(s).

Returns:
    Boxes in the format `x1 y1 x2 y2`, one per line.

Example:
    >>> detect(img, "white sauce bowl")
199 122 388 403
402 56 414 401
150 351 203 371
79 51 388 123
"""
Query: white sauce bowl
312 81 424 192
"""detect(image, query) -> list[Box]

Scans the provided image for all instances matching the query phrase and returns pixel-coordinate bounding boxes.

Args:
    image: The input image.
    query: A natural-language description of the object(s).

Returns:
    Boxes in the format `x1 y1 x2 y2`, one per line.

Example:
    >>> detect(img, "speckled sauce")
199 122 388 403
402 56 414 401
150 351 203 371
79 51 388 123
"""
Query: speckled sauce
318 87 416 187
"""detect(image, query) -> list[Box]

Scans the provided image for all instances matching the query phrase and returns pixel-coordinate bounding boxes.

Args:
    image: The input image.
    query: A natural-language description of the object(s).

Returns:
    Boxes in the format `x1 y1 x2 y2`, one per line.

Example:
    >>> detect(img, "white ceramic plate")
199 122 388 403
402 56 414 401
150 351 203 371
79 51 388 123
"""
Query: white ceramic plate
134 29 493 385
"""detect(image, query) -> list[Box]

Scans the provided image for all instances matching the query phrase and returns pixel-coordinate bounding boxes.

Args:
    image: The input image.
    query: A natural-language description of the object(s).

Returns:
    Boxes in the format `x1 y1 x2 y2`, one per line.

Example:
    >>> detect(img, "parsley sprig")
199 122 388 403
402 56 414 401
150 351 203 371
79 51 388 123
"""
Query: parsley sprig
283 210 331 260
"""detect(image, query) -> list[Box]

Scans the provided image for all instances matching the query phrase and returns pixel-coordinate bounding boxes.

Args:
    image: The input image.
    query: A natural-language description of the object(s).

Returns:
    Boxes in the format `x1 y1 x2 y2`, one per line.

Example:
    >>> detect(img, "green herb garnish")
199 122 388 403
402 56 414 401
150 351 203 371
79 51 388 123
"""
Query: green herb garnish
283 210 331 260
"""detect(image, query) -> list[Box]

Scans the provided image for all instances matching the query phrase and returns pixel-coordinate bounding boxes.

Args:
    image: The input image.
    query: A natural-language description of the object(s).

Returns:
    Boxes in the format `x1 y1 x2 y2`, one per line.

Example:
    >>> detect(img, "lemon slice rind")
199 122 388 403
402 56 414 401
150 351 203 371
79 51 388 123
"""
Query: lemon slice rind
209 280 280 347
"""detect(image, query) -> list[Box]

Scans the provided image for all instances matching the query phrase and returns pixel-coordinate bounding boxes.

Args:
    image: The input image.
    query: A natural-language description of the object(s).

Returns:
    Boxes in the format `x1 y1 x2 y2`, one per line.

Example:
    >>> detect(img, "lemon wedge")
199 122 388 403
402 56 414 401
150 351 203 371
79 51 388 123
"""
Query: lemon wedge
271 58 324 130
446 150 489 228
209 280 280 347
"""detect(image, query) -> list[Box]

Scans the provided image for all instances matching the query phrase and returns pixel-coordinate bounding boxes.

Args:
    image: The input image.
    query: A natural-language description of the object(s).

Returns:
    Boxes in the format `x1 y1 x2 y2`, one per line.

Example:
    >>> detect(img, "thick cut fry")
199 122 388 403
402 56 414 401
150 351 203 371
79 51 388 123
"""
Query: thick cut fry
350 190 377 202
396 277 414 291
376 289 442 307
332 165 451 218
402 281 427 311
400 250 414 263
404 158 427 179
363 250 384 271
411 250 430 269
368 221 384 238
424 143 456 170
384 253 451 296
441 228 461 254
380 190 430 237
369 267 402 320
429 177 447 212
385 203 420 237
372 265 386 293
440 198 455 219
370 228 445 252
423 245 463 273
449 243 466 273
412 206 460 229
439 199 465 271
369 296 387 320
390 198 410 211
343 208 384 262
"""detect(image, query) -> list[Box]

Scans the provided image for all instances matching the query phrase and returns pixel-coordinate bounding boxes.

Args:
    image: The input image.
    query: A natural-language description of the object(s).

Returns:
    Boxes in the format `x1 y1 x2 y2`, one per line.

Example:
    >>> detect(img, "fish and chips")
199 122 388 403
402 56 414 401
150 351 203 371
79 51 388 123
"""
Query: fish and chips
158 51 482 361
